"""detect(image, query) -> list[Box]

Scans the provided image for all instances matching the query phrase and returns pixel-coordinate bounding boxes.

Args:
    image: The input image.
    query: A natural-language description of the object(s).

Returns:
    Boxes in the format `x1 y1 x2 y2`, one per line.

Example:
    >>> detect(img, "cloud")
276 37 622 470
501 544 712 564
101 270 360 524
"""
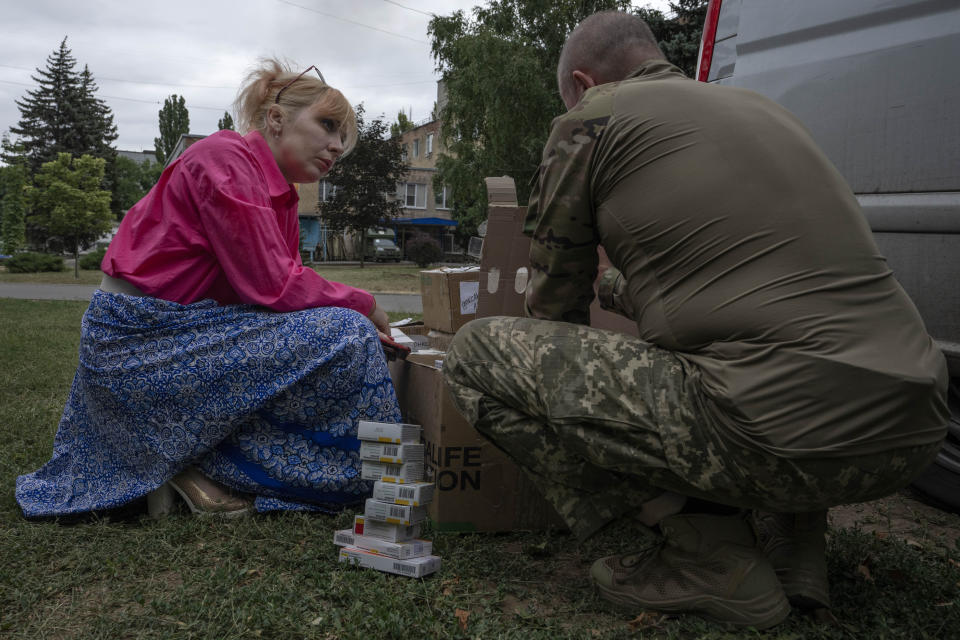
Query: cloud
1 0 672 152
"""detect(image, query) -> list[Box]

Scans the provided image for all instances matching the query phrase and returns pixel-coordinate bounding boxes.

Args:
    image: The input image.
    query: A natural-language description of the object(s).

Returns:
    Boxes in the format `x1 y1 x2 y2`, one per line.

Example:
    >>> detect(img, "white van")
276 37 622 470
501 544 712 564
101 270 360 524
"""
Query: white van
696 0 960 508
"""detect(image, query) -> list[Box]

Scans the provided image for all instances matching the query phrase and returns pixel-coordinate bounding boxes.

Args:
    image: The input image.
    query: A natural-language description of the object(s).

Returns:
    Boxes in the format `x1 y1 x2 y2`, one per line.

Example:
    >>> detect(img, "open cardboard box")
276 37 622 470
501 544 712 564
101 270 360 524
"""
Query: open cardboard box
385 176 639 533
388 353 564 532
477 177 639 336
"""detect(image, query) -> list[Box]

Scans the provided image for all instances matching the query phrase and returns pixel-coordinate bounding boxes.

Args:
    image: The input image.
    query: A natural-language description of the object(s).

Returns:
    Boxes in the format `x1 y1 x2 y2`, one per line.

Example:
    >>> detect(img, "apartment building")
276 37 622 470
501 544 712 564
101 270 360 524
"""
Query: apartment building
391 115 458 255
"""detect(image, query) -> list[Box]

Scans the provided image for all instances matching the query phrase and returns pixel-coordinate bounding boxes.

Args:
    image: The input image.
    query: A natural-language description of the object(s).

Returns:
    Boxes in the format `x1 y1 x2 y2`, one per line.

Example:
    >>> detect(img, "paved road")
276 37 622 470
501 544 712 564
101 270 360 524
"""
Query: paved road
0 283 423 313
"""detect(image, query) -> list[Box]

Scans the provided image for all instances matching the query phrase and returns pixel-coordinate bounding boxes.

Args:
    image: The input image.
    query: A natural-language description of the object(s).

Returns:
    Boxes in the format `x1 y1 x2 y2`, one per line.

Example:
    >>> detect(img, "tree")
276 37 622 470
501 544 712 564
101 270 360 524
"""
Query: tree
27 153 113 278
319 105 407 268
390 110 415 138
2 37 118 175
218 111 235 131
0 134 27 169
1 165 28 254
113 155 162 213
637 0 709 77
428 1 707 237
154 94 190 166
428 0 630 237
70 65 119 158
74 64 122 217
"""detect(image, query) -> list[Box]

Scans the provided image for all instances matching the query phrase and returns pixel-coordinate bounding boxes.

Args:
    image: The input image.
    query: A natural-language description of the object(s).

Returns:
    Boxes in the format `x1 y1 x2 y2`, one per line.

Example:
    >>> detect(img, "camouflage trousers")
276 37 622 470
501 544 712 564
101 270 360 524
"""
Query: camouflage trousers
443 317 940 539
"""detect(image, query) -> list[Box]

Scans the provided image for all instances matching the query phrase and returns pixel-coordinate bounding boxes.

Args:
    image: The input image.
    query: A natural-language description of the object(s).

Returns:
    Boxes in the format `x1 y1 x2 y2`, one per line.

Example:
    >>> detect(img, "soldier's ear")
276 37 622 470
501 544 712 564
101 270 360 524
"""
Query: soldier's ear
570 70 597 106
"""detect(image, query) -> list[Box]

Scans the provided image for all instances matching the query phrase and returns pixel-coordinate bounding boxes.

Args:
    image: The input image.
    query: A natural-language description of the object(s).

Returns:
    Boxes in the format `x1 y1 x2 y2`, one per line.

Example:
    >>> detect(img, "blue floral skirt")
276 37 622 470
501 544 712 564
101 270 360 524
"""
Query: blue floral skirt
16 291 400 517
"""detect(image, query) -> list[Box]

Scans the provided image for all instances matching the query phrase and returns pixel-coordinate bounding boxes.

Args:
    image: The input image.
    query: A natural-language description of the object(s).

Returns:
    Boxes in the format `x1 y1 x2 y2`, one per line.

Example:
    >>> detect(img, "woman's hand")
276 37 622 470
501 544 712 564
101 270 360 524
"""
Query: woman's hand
367 301 390 335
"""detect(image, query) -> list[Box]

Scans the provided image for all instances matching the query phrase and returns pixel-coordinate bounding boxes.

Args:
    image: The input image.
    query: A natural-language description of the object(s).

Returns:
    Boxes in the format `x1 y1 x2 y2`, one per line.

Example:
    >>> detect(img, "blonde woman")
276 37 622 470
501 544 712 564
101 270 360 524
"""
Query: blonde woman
17 60 398 518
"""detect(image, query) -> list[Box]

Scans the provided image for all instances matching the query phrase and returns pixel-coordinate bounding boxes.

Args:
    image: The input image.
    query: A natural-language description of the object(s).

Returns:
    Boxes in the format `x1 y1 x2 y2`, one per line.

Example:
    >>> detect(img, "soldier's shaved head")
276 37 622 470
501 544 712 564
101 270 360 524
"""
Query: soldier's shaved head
558 11 664 108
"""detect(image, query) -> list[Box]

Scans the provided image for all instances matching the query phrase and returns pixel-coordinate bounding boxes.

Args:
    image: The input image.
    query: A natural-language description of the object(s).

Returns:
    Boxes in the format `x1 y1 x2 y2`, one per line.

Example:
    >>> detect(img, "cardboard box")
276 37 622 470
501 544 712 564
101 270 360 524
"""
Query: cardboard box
420 267 480 333
477 205 534 319
334 529 433 559
338 546 441 578
364 498 429 526
388 328 419 348
373 480 435 506
388 355 565 533
476 184 639 337
361 461 424 484
353 515 421 542
484 176 518 206
358 421 421 444
359 442 425 465
391 325 452 354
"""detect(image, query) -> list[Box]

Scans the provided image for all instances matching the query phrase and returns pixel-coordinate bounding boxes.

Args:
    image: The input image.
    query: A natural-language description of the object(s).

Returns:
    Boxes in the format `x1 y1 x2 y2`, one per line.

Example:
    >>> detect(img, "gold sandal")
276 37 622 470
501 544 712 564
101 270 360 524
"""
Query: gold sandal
148 466 252 518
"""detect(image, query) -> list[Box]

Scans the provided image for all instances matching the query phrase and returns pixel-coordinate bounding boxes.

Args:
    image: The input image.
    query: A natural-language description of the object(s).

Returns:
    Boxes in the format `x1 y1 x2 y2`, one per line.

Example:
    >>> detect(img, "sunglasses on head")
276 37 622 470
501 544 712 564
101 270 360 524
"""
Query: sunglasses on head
275 65 326 104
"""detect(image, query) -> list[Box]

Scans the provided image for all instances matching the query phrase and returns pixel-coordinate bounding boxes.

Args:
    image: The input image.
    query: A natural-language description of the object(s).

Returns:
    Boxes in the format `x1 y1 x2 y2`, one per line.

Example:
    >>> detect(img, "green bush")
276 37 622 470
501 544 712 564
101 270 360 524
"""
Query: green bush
405 232 443 268
5 252 65 273
78 247 107 270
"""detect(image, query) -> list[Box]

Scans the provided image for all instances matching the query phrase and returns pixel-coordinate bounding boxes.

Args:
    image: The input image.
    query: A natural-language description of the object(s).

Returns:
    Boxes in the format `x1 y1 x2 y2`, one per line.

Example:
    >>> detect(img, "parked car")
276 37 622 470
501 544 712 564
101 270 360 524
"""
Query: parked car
696 0 960 509
365 236 402 262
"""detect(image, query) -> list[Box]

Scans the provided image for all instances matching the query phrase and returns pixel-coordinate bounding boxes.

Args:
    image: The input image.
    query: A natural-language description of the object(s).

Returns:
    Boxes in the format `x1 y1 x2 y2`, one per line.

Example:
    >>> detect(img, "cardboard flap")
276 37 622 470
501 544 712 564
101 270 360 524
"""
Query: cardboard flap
477 180 639 336
477 206 531 318
484 176 518 207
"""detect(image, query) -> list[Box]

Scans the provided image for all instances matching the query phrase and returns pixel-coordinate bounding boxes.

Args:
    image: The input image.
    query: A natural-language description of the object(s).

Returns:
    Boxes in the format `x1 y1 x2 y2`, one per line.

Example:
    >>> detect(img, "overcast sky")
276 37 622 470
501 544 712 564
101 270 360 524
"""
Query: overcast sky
0 0 671 154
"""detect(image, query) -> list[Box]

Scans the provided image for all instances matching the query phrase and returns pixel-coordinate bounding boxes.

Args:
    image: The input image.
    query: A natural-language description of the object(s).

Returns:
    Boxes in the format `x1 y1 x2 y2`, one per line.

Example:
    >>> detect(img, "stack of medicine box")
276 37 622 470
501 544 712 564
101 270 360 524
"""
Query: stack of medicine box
334 420 441 578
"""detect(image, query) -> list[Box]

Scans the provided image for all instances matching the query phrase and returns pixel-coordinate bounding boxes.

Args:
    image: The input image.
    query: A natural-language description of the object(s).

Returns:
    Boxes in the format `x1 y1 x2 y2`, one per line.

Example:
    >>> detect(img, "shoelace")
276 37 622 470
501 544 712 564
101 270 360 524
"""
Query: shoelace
617 537 664 572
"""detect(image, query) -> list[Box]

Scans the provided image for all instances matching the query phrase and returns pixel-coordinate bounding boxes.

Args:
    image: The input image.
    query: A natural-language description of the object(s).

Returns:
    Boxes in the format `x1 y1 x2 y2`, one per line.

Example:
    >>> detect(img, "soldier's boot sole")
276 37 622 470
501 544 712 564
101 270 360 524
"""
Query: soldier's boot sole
594 578 791 629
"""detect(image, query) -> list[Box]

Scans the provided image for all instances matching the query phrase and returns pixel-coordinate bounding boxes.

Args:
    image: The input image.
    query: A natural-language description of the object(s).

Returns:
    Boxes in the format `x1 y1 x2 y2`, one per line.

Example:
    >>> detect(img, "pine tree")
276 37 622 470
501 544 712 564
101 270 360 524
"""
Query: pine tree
73 65 123 217
154 95 190 165
72 65 119 157
3 38 119 177
217 111 235 131
4 38 82 172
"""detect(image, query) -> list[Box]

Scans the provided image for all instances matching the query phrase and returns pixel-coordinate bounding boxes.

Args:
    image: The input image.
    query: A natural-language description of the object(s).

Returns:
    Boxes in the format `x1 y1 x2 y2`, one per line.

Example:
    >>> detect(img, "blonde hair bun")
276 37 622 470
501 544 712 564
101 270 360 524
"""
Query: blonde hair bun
234 58 358 156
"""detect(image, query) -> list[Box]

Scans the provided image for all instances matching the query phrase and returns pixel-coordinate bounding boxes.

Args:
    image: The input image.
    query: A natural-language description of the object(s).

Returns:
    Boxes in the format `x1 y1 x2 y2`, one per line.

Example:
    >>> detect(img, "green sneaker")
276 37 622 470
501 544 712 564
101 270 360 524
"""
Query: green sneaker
751 510 830 609
590 513 790 629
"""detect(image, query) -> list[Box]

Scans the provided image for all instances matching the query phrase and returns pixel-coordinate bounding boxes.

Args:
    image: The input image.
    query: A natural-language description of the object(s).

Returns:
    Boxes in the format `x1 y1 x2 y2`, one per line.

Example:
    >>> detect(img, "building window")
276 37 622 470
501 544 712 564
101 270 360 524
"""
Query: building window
426 133 434 156
319 180 337 202
434 184 452 210
401 144 408 162
412 138 420 158
402 183 427 209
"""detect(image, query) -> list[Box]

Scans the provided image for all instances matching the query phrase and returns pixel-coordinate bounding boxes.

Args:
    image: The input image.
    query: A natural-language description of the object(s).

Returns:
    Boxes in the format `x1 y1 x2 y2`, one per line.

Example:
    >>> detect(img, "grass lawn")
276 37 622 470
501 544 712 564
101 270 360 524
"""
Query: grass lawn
0 264 425 294
311 264 424 294
1 300 959 639
0 269 103 285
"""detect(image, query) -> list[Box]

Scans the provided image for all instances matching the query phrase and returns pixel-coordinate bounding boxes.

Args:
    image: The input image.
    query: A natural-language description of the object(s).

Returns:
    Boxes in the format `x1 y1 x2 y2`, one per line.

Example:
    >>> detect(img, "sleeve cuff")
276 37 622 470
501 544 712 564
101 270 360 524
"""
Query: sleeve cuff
597 267 637 320
597 267 623 311
364 291 377 316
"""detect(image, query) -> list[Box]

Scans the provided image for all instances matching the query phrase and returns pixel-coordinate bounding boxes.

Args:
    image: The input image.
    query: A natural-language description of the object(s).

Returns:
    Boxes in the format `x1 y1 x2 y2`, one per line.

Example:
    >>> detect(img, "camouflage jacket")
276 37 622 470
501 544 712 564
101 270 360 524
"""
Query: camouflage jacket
521 59 948 457
523 60 688 324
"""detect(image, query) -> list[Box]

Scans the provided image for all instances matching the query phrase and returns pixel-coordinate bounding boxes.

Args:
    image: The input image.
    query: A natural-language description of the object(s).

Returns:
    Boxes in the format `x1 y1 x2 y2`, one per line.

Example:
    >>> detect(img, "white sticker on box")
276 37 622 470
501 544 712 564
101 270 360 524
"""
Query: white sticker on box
459 280 479 314
514 267 529 293
487 268 500 293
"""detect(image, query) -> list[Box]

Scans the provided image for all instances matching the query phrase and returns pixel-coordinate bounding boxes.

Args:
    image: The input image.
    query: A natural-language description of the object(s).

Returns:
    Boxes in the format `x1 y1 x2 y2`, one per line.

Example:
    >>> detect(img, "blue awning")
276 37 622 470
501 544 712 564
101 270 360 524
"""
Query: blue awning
392 217 458 227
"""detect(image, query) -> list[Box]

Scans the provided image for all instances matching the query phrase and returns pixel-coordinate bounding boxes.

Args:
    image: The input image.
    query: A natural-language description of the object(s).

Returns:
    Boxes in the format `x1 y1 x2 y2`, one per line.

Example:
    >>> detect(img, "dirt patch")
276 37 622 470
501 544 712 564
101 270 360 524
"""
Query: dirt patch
829 489 960 549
